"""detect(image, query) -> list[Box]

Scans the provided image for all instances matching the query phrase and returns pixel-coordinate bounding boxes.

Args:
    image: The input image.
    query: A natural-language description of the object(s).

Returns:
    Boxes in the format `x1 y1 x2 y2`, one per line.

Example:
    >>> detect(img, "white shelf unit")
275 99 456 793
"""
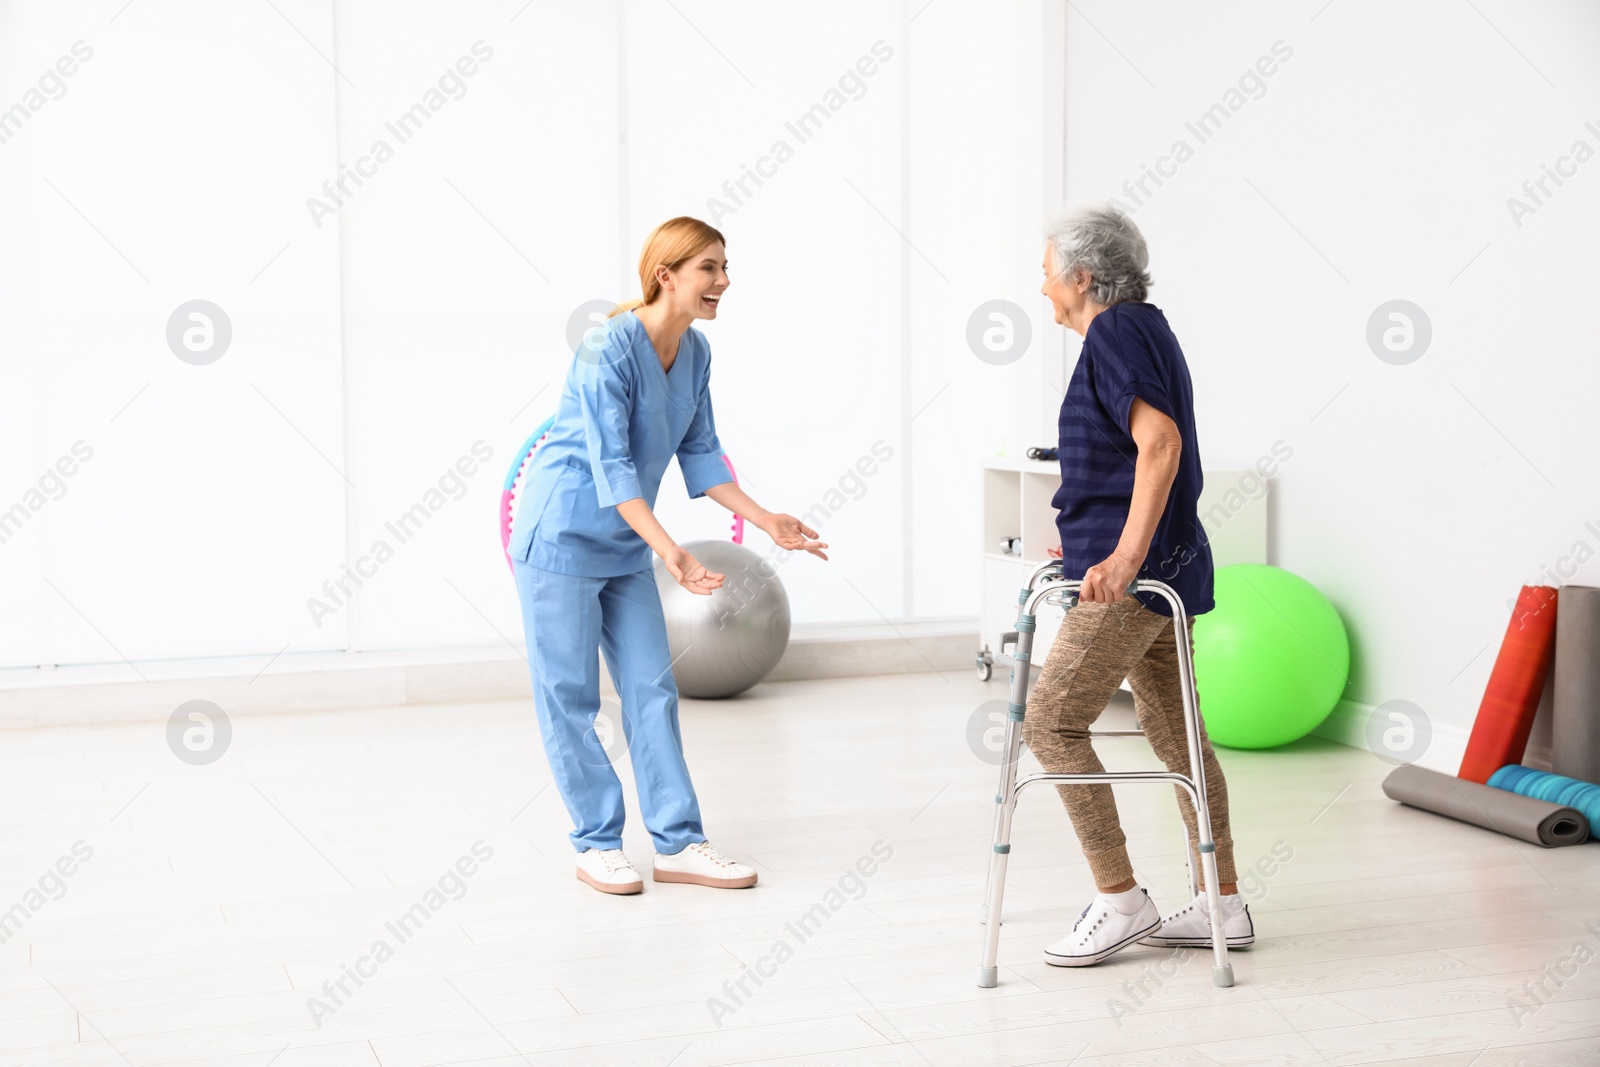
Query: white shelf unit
977 457 1269 679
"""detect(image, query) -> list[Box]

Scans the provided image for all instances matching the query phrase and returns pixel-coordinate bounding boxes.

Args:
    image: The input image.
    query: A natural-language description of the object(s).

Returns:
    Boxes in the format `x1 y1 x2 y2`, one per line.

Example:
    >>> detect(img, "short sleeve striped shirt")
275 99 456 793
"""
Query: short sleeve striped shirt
1051 301 1214 617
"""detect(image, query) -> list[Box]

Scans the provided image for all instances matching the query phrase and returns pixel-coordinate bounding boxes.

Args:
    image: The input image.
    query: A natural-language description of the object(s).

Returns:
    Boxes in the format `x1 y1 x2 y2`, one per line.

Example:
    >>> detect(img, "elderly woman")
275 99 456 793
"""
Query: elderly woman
1026 203 1253 967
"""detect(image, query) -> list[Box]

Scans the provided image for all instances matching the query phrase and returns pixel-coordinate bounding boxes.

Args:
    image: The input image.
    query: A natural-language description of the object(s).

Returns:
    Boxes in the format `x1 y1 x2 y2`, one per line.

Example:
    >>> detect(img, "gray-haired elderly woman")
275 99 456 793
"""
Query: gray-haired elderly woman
1025 203 1252 967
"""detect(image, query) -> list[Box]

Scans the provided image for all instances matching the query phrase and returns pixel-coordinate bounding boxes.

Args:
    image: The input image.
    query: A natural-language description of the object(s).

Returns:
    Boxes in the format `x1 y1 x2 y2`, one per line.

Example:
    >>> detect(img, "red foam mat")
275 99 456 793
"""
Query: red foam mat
1459 585 1560 784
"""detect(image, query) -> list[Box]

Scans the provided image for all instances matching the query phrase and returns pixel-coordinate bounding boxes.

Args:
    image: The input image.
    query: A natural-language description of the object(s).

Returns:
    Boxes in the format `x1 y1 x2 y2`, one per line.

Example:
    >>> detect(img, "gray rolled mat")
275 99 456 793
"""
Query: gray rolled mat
1554 584 1600 783
1381 763 1590 847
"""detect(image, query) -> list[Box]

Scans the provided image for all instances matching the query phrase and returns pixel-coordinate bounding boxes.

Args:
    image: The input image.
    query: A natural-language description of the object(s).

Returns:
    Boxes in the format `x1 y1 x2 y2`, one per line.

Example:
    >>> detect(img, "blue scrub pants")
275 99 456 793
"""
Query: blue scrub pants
512 560 707 855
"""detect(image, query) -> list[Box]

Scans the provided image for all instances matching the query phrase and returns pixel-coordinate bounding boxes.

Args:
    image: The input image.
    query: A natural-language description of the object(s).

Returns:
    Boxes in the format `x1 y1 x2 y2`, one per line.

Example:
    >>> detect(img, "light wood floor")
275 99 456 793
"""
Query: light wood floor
2 668 1597 1066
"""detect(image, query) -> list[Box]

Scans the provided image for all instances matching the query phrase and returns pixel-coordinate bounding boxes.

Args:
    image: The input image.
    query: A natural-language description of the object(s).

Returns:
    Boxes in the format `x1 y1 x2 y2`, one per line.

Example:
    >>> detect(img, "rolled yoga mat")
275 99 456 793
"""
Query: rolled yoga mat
1383 763 1589 847
1488 764 1600 842
1553 584 1600 783
1458 585 1559 784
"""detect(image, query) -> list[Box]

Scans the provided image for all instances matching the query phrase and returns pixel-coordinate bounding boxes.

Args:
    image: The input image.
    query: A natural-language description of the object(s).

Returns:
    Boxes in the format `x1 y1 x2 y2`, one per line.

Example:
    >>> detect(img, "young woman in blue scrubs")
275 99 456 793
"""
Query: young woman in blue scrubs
508 216 829 895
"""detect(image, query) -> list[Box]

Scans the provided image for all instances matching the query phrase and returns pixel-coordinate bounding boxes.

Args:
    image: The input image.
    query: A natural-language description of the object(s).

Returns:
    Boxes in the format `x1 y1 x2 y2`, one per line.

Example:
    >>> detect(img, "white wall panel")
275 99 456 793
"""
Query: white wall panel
332 0 624 650
5 0 345 668
908 0 1048 621
621 0 908 626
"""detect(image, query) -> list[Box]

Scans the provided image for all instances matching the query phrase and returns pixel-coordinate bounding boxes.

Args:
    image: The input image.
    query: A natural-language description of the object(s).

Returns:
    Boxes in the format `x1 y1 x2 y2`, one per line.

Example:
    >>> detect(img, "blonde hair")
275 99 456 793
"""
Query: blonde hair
608 216 728 318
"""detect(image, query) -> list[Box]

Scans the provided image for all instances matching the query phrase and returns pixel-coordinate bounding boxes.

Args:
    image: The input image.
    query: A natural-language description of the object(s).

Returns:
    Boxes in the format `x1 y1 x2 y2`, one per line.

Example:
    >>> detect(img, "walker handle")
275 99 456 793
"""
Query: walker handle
1058 580 1140 609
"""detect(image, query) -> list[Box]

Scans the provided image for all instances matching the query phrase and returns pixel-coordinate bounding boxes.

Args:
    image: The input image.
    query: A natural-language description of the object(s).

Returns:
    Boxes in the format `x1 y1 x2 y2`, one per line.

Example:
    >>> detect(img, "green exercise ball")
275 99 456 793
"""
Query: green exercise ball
1191 564 1349 749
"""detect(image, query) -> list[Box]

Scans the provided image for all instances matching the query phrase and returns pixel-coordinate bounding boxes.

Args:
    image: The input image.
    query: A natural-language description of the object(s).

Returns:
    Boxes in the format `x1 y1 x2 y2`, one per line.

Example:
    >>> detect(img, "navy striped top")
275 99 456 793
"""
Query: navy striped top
1052 301 1214 618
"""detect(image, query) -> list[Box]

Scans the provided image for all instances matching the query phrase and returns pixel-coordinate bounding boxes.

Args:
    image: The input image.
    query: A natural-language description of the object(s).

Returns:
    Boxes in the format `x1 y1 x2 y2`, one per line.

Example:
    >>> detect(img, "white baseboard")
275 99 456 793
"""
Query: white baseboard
0 618 982 730
22 628 1538 779
1311 697 1553 775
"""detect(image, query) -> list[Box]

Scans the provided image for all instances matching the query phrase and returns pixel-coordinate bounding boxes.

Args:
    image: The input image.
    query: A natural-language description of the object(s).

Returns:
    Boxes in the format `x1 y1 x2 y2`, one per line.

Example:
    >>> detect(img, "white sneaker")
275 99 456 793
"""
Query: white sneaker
576 848 643 895
1043 888 1161 967
1139 891 1255 948
652 840 758 889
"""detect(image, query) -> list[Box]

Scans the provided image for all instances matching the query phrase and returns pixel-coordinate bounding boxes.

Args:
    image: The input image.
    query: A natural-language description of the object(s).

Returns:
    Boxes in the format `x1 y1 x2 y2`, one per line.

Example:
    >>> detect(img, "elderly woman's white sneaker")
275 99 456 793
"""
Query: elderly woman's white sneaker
653 840 758 888
1043 887 1161 966
1139 891 1254 948
576 848 643 895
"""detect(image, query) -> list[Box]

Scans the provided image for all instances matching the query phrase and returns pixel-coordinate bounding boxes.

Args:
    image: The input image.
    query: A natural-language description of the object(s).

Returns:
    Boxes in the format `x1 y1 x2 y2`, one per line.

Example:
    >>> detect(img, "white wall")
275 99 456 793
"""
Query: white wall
13 0 1590 752
620 0 910 625
2 0 1052 678
1 0 346 669
331 0 625 651
907 1 1050 619
1061 0 1600 761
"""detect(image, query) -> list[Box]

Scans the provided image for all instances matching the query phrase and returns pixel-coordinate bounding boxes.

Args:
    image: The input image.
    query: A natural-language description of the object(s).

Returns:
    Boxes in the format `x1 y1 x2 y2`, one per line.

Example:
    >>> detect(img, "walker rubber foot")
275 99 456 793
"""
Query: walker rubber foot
1213 964 1234 988
977 966 998 988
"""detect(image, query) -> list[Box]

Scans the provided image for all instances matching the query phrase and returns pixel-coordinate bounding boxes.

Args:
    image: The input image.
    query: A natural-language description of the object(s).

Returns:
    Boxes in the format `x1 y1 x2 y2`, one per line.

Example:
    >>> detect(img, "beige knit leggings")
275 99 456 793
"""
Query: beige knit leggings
1022 594 1237 890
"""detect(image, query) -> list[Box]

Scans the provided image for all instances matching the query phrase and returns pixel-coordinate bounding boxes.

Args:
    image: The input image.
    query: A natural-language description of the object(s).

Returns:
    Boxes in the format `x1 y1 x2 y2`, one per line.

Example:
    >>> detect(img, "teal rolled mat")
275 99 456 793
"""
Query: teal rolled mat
1489 764 1600 838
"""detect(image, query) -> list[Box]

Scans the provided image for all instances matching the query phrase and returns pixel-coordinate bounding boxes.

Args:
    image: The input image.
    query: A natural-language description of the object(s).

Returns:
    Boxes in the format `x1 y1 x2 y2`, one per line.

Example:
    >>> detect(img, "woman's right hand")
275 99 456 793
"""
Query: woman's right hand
662 545 725 596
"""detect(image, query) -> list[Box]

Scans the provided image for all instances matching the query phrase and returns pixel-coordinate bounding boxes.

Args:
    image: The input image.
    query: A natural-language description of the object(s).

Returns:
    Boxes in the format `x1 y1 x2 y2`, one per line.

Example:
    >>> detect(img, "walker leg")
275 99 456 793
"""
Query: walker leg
1200 845 1233 987
1170 608 1232 987
978 610 1035 987
978 778 1007 927
978 733 1019 988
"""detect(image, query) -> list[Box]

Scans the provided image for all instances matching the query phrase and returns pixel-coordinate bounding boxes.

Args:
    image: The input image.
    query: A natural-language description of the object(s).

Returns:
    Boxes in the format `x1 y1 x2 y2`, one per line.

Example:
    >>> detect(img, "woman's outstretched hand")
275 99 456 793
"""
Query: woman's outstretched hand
760 513 829 561
663 545 725 595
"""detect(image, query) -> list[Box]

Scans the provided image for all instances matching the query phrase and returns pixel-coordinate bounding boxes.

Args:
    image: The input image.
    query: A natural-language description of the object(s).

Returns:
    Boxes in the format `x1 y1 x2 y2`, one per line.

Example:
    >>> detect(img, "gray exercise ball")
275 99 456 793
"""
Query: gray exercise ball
652 539 791 698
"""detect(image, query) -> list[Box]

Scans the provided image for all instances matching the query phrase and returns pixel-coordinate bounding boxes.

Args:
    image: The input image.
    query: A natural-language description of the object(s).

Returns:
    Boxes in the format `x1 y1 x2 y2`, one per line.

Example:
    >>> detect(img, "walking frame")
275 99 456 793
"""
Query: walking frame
977 561 1235 990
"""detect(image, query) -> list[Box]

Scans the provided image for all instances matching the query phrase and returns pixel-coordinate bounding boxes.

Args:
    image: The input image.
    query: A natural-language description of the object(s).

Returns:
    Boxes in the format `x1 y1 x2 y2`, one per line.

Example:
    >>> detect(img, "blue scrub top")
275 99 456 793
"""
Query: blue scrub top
509 311 734 577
